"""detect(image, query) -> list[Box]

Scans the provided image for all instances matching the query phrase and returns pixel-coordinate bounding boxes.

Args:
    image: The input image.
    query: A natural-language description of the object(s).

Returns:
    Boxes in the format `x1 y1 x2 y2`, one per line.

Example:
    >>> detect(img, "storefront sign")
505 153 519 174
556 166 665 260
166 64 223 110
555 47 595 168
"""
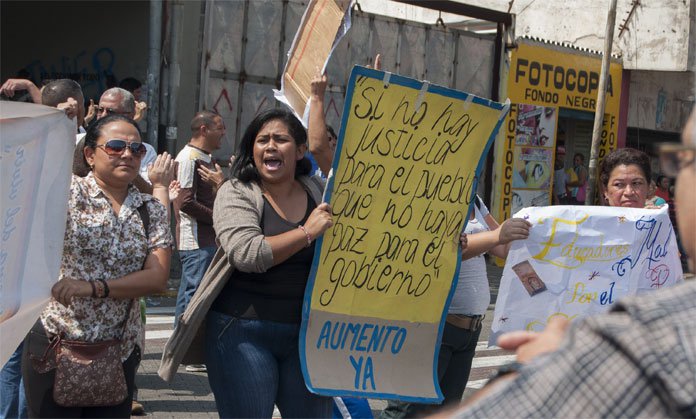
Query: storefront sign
495 41 623 221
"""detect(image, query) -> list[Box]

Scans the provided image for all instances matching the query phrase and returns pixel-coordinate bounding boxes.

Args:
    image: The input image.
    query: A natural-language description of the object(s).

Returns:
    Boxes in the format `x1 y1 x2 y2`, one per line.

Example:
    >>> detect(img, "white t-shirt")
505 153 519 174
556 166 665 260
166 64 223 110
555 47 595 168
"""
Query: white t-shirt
175 144 212 250
449 196 491 316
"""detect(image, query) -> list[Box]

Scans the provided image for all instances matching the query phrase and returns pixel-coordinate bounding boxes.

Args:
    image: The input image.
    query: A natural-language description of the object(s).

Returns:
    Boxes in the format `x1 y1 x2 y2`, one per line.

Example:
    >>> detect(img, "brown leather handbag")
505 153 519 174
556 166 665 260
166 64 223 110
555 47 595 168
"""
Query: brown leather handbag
52 337 128 407
32 299 134 407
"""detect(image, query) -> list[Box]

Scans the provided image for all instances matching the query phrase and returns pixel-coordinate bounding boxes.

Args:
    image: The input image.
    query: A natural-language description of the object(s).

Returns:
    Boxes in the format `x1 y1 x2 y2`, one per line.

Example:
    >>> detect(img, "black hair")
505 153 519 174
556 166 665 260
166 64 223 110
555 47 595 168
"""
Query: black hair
599 148 651 187
190 110 221 133
231 108 311 183
119 77 142 93
84 114 140 149
41 79 83 107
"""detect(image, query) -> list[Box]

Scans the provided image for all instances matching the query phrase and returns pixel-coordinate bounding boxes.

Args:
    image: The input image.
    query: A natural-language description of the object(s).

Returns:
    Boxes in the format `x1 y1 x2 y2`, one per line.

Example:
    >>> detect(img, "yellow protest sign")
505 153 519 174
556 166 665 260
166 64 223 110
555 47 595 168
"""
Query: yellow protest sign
301 66 509 401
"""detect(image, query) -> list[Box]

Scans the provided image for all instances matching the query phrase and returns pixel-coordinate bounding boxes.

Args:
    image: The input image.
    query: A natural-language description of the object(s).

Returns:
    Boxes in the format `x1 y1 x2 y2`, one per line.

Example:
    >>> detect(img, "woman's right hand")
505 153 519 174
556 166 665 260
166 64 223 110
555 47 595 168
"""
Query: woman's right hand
303 202 333 240
498 218 532 244
51 278 92 307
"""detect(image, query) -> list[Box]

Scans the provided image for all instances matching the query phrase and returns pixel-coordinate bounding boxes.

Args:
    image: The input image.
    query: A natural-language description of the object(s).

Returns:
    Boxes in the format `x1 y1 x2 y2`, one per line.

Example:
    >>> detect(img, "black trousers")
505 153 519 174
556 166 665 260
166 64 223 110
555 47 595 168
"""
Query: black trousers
21 320 140 418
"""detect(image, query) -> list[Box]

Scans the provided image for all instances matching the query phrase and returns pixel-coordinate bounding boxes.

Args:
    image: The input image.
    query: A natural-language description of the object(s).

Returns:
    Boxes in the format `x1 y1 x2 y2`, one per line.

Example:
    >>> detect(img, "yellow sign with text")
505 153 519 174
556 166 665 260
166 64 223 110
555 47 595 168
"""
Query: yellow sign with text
309 68 508 324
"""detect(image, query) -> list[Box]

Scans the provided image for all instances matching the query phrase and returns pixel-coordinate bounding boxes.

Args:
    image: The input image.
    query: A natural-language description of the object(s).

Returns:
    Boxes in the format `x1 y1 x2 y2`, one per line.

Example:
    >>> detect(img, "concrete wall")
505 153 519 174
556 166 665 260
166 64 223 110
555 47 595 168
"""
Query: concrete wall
627 70 695 132
0 1 149 101
360 0 694 72
171 0 205 151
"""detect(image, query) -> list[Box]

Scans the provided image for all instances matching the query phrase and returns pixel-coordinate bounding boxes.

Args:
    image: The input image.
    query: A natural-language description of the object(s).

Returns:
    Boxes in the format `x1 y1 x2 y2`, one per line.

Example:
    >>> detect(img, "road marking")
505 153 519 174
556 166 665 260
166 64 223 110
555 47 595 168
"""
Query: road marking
146 307 175 315
466 378 489 389
146 315 175 325
472 355 516 368
146 329 173 340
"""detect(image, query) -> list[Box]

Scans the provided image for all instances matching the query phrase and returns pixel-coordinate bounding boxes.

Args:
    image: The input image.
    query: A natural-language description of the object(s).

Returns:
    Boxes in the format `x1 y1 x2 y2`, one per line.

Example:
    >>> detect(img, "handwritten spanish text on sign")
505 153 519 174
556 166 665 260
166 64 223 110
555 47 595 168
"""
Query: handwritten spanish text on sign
491 205 683 344
0 102 74 365
301 66 509 402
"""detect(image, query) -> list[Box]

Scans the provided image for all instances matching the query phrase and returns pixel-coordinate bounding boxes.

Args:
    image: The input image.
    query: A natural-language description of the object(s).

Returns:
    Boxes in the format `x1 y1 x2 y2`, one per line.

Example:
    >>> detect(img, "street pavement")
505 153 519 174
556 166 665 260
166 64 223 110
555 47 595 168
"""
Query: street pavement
134 260 513 418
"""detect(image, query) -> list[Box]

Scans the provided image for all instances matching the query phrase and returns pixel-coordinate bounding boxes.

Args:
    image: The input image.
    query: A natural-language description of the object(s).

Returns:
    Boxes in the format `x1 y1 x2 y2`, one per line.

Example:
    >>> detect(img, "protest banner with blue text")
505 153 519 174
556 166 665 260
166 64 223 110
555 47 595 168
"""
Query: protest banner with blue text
491 205 683 344
0 102 74 365
300 66 509 402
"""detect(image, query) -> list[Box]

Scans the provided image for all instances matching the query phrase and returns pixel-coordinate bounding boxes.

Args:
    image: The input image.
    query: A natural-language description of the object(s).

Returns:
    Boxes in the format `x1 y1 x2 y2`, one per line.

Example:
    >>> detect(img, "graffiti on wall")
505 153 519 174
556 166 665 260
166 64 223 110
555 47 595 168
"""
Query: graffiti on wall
23 48 116 99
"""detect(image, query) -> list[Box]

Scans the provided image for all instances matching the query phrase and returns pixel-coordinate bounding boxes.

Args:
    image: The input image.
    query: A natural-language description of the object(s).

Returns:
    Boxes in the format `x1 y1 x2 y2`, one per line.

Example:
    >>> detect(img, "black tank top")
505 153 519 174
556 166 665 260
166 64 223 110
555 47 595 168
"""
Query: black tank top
211 191 317 323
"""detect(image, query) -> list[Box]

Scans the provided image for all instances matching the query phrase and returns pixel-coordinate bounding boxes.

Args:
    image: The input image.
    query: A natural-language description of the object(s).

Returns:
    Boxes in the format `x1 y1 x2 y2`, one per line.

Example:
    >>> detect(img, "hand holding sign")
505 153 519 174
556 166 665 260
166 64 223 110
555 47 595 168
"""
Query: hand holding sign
304 202 334 241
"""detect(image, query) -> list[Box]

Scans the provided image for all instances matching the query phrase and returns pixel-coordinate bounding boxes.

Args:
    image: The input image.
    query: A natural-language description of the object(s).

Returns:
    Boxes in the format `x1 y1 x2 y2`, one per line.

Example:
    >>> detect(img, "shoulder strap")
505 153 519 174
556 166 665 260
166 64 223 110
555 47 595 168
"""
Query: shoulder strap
136 201 150 238
474 195 483 211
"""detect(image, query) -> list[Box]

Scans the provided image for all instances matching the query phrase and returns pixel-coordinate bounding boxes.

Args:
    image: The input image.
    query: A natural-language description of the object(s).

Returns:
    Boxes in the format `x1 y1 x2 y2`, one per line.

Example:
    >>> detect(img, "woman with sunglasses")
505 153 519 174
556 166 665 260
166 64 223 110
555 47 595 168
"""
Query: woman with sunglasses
22 114 173 417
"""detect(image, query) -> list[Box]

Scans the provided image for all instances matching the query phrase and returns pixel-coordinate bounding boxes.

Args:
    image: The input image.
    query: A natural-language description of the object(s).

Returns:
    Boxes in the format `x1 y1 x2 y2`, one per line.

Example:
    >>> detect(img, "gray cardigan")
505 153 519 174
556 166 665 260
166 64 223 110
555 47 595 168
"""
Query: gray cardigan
158 175 325 382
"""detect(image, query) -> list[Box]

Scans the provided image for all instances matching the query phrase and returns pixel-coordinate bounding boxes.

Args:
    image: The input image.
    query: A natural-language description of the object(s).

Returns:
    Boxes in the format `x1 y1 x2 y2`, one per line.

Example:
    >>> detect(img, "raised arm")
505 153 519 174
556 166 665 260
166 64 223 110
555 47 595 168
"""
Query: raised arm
307 72 333 175
0 78 41 103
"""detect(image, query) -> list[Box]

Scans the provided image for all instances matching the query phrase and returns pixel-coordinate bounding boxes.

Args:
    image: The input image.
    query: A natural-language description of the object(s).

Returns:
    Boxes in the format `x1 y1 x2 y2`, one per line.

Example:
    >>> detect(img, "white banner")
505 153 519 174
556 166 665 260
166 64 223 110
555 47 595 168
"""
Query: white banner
0 102 74 365
491 205 683 343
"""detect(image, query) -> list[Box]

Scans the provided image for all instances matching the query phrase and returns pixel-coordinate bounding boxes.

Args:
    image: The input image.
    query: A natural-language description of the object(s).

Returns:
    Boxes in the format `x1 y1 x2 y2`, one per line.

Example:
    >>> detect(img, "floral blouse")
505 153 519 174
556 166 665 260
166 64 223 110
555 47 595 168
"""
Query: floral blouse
41 173 173 361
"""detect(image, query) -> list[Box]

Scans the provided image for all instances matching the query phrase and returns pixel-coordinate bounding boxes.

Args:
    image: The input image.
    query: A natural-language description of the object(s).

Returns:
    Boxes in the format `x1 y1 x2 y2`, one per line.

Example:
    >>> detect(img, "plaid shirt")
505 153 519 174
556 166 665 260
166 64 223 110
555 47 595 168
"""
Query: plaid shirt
458 281 696 418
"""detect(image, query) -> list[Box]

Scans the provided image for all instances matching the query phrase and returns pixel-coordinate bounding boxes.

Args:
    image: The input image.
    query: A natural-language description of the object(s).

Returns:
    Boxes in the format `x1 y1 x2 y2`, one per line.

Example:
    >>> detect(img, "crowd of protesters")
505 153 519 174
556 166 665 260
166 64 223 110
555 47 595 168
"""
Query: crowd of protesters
0 65 694 419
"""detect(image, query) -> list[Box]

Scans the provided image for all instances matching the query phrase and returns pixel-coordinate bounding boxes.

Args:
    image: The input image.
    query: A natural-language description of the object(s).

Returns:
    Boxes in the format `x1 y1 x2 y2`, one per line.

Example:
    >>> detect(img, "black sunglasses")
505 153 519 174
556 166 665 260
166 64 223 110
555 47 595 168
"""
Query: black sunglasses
96 106 131 116
96 139 147 157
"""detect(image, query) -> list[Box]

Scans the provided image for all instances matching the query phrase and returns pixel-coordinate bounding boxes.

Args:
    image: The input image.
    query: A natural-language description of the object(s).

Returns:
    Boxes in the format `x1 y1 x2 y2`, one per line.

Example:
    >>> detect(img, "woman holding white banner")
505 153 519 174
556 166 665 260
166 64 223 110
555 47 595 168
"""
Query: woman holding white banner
21 114 173 418
598 148 651 208
381 196 531 417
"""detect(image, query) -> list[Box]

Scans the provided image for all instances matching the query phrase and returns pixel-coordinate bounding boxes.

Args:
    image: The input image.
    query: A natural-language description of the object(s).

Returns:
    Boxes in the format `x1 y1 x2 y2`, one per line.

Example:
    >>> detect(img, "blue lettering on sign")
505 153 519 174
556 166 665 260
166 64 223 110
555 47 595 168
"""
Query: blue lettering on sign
349 355 376 390
316 321 408 354
612 217 671 277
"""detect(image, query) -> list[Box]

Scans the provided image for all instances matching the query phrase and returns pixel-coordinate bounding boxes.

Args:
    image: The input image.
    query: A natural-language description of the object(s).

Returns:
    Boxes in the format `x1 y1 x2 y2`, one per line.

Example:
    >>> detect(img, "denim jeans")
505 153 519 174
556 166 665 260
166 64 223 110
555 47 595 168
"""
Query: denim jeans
1 343 27 419
175 246 216 326
380 322 482 418
205 311 332 418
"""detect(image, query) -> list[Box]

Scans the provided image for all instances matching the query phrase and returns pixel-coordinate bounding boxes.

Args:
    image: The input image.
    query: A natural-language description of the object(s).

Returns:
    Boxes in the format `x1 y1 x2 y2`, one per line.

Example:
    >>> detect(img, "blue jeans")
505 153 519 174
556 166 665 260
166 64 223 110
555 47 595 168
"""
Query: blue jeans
1 343 27 419
205 311 332 418
175 246 216 326
380 322 482 418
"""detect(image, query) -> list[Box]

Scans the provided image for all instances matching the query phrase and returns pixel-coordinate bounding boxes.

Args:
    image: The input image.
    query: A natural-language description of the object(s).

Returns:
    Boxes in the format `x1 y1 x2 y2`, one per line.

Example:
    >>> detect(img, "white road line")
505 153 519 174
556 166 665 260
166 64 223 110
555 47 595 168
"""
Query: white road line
476 342 501 351
466 378 489 389
471 354 516 369
146 316 175 325
146 307 176 315
146 329 173 340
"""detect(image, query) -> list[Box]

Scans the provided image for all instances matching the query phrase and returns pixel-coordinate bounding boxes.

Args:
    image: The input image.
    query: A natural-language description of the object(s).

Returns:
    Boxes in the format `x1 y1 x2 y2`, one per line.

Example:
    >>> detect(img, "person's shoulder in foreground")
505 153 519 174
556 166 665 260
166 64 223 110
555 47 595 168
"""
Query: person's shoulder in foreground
453 280 696 418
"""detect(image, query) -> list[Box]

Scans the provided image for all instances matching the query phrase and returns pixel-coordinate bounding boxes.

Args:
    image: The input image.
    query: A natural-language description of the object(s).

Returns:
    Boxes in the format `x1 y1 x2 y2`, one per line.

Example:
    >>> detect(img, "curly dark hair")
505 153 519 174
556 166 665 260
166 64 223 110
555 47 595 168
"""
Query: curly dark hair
231 108 311 183
599 148 651 188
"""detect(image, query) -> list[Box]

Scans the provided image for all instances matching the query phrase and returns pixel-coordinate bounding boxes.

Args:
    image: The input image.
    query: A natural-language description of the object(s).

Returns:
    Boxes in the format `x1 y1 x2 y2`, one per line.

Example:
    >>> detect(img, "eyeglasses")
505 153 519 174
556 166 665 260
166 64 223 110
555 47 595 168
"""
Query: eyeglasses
96 106 131 116
658 143 696 177
95 139 147 157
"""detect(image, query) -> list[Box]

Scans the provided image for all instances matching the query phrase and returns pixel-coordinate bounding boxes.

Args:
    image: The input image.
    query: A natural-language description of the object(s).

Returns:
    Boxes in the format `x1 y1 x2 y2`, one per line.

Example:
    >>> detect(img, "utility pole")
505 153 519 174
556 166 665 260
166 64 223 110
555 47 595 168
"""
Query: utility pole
586 0 618 205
